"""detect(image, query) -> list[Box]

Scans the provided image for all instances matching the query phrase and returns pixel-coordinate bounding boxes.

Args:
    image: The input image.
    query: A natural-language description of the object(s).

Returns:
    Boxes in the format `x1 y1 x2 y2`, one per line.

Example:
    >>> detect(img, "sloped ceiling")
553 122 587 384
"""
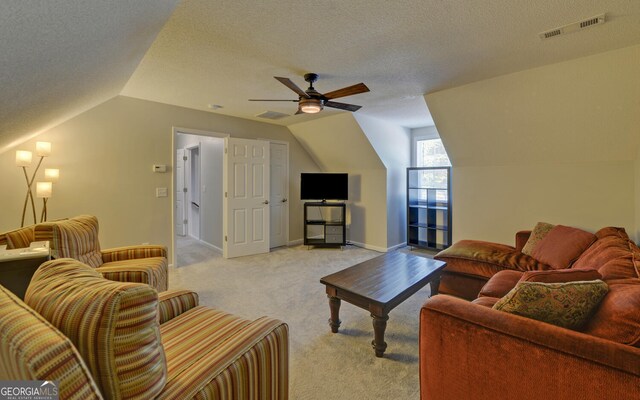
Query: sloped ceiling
2 1 640 153
0 1 179 153
122 1 640 128
426 45 640 167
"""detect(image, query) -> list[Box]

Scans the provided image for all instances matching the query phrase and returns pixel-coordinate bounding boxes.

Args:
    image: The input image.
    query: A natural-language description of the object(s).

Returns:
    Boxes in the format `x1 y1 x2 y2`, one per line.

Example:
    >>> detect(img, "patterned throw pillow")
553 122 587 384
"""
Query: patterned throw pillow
521 222 555 255
493 280 608 330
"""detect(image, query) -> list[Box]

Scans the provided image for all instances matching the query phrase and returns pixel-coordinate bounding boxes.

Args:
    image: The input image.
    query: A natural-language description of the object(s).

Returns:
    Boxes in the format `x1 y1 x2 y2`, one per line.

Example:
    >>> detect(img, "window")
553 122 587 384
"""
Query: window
416 138 451 168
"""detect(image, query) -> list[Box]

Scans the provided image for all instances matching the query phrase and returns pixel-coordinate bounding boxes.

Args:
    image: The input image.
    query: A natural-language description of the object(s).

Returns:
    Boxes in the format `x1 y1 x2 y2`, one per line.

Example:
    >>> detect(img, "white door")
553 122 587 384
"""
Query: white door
269 142 288 248
223 137 270 258
175 149 187 236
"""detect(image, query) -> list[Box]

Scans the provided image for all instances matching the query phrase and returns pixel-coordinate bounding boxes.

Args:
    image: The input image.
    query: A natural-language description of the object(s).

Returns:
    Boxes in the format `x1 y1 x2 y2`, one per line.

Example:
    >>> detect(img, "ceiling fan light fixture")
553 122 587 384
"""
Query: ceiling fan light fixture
300 98 323 114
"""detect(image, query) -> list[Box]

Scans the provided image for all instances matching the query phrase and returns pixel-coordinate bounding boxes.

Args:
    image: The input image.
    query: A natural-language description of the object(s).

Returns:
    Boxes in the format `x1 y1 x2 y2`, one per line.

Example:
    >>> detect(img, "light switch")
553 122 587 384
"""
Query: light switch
153 164 167 173
156 187 168 197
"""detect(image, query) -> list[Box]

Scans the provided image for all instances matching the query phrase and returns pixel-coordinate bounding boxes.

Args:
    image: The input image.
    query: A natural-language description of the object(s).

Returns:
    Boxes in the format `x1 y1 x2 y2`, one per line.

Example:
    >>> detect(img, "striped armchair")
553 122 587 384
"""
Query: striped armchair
32 215 168 291
0 259 289 399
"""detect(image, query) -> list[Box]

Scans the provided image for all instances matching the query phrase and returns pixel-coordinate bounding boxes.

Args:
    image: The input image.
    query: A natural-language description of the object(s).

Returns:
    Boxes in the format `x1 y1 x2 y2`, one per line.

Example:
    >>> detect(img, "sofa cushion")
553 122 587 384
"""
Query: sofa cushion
519 268 602 284
530 225 596 270
471 296 500 308
5 226 35 249
0 285 102 399
25 259 166 400
493 280 608 330
478 270 524 298
582 278 640 347
34 215 103 267
521 222 554 255
435 240 550 279
572 227 640 280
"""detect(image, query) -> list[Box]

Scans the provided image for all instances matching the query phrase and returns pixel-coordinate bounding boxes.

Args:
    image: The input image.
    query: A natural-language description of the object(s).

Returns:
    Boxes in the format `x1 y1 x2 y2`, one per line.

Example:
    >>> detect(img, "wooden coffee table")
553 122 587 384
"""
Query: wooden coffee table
320 251 446 357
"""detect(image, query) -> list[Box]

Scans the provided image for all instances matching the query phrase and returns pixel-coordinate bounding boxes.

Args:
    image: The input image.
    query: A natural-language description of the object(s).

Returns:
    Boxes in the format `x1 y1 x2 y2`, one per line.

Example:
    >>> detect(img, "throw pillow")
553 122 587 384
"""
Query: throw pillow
530 225 596 269
519 268 602 284
25 258 167 399
493 280 608 330
521 222 555 255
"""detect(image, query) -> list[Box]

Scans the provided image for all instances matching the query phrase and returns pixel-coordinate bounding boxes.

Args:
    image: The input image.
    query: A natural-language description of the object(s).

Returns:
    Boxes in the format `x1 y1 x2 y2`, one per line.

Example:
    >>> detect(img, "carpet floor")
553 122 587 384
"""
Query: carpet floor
172 237 435 399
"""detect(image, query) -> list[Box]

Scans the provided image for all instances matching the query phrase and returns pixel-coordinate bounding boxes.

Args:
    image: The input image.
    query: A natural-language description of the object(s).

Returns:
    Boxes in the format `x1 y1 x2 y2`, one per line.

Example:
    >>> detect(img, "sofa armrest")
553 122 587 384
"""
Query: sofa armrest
420 295 640 400
515 230 532 252
158 290 199 324
101 245 167 262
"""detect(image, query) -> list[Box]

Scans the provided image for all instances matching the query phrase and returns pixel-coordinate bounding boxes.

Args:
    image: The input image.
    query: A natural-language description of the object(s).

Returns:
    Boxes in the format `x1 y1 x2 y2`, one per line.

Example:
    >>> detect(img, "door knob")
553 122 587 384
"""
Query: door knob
263 200 269 205
281 198 288 203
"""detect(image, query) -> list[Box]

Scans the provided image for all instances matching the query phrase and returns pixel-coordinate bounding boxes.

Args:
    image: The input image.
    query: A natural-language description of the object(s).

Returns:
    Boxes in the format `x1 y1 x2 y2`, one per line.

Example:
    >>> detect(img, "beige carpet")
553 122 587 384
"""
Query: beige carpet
172 237 435 399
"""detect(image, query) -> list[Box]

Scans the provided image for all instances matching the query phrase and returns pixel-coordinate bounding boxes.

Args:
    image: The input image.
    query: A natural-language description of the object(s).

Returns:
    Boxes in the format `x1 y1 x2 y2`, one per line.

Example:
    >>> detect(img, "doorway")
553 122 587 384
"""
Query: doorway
172 129 291 266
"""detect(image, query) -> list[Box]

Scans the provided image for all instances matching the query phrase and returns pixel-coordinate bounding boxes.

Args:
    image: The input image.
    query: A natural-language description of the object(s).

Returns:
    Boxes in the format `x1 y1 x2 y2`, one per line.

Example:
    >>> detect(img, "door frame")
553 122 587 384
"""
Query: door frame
269 140 289 248
185 143 201 240
171 127 229 268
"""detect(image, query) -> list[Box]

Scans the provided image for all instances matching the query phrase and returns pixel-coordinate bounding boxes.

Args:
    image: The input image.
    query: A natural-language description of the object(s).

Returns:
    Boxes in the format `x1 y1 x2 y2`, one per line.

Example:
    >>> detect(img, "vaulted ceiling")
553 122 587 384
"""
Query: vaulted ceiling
2 0 640 152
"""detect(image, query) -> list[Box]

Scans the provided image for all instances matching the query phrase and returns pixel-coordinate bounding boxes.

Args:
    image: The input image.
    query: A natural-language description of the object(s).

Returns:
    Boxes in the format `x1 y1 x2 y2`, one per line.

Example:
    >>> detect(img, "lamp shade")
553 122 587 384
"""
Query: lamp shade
36 141 51 156
44 168 60 182
36 182 52 198
300 98 323 114
15 150 33 167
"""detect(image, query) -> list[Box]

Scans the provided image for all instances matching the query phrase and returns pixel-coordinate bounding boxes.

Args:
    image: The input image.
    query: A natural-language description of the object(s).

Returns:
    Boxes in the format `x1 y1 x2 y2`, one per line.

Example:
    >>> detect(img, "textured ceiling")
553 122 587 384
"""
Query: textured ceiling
0 1 179 152
122 0 640 128
2 1 640 153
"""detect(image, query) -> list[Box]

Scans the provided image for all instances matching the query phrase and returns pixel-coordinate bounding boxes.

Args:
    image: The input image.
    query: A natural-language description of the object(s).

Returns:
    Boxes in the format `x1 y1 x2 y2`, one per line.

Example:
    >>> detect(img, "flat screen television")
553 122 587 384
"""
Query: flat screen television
300 173 348 201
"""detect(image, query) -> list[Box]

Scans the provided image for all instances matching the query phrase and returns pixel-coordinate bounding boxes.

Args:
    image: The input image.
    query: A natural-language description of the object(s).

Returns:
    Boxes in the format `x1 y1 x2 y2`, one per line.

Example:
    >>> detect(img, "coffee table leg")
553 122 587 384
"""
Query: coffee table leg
328 296 341 333
430 274 441 296
371 314 389 357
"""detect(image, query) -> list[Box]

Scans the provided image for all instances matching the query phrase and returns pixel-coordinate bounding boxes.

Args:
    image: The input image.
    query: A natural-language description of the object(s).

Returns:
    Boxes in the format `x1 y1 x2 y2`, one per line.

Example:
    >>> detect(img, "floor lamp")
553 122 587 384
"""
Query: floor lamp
36 182 52 223
15 141 52 227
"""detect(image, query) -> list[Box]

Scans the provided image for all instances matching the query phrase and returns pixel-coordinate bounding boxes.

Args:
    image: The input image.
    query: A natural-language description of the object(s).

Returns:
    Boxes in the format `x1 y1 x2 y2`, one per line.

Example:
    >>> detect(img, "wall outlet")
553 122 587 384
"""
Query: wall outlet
156 187 168 197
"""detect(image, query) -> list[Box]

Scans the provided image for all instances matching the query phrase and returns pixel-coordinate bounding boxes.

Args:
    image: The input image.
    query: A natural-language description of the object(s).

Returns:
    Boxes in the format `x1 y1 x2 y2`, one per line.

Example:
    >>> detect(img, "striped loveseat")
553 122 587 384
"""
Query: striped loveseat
0 259 289 399
0 215 168 292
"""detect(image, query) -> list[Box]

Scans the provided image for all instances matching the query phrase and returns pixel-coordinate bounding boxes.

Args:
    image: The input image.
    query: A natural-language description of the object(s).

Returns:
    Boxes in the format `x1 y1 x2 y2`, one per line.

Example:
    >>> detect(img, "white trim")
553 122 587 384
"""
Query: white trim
348 241 405 253
269 140 290 248
196 238 222 253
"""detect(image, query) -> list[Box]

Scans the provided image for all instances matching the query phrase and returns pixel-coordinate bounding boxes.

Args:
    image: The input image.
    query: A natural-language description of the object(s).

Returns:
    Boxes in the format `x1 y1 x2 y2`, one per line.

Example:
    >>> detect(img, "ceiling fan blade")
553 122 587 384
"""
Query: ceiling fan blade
248 99 298 102
324 101 362 112
274 77 310 98
323 83 370 100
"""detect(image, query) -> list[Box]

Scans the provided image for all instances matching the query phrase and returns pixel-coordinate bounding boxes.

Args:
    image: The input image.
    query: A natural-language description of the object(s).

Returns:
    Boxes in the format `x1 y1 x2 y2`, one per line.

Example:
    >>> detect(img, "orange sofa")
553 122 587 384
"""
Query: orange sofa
420 227 640 399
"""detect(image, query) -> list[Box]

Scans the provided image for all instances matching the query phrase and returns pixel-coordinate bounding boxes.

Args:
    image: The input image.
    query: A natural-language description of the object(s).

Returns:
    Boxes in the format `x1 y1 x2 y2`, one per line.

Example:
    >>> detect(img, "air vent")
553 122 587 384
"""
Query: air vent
539 13 606 40
255 111 290 120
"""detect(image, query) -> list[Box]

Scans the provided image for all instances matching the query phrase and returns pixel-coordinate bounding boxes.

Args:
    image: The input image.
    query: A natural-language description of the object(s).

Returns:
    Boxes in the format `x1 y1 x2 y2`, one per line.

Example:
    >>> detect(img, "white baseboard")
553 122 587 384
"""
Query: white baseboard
287 239 304 246
348 241 406 253
197 238 222 253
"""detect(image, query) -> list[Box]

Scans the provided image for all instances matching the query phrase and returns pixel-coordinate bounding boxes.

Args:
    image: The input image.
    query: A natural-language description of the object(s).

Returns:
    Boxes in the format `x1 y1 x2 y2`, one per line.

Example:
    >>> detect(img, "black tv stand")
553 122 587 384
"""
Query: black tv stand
303 202 346 248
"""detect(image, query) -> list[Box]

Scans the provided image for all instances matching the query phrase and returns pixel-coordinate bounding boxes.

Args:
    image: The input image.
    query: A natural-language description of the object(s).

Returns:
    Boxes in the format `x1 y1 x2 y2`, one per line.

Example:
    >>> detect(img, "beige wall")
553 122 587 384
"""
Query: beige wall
354 114 411 248
636 146 640 243
289 114 389 250
1 96 319 257
427 45 640 244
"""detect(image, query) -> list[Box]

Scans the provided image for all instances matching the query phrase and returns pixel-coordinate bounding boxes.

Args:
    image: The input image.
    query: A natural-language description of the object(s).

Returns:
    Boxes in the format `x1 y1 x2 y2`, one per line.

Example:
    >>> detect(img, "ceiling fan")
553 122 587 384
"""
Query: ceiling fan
249 73 370 114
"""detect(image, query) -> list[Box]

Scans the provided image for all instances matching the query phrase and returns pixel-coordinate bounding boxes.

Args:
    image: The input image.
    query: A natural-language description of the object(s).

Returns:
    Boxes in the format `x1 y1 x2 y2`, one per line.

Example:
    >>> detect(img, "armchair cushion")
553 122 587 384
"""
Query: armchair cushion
25 259 167 400
0 285 103 399
493 280 609 330
158 290 199 324
97 257 168 292
101 245 167 263
4 226 35 249
478 270 523 298
159 306 289 399
35 215 103 267
530 225 596 270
